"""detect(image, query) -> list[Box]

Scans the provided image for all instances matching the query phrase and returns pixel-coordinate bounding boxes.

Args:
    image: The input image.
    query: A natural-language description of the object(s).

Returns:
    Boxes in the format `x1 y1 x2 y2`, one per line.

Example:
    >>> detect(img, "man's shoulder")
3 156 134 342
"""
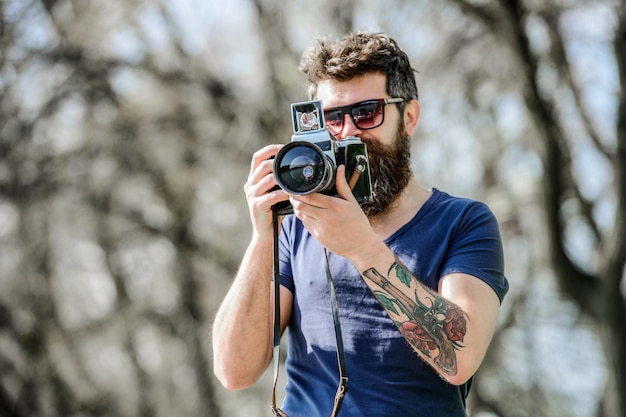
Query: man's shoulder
427 188 492 216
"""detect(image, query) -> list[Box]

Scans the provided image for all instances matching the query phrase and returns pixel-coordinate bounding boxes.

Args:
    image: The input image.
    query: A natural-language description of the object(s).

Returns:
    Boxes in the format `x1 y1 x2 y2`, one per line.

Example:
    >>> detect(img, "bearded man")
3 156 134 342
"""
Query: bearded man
213 31 509 417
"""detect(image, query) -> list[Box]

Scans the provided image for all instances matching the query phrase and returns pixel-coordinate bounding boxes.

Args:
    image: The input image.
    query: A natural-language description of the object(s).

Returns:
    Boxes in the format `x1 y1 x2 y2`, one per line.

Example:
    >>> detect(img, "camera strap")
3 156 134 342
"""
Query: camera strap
323 247 349 416
271 209 348 417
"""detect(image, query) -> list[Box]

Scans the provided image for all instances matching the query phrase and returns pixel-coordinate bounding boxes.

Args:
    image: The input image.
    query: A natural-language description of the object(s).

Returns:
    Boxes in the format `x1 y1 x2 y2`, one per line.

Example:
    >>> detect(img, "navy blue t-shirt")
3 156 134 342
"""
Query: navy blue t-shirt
277 189 509 417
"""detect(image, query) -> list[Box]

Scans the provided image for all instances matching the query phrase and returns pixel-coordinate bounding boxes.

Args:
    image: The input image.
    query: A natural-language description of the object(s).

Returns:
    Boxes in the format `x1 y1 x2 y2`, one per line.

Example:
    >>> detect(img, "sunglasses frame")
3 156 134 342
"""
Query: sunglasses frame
323 97 405 134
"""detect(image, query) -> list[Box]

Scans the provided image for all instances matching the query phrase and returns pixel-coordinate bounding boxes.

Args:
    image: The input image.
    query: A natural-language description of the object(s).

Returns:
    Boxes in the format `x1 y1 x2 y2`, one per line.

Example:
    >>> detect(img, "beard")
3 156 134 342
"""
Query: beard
360 120 413 216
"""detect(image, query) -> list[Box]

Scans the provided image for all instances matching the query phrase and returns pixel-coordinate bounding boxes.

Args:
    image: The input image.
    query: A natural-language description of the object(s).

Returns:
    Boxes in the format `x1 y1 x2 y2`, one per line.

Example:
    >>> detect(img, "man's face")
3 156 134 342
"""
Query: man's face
317 73 413 215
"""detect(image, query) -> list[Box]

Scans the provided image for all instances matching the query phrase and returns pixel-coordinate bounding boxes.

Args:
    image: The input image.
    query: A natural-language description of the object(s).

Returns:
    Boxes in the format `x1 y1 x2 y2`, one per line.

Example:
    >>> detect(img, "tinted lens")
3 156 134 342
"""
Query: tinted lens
324 109 344 133
323 100 386 134
274 142 334 194
351 101 383 129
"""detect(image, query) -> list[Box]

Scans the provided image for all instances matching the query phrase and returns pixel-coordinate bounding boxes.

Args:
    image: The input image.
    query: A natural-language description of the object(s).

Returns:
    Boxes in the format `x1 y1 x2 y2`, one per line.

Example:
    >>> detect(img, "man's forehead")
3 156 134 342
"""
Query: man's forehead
316 73 388 107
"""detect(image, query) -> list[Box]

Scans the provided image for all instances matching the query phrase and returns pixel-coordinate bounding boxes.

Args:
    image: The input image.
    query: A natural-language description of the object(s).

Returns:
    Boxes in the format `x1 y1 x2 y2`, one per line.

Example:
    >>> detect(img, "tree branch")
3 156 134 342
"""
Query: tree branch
606 0 626 291
494 0 601 317
543 11 614 160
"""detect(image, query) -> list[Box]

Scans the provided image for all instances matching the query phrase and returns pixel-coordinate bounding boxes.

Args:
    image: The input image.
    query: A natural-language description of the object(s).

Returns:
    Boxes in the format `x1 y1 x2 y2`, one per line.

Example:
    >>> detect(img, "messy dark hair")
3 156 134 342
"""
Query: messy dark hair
299 31 419 103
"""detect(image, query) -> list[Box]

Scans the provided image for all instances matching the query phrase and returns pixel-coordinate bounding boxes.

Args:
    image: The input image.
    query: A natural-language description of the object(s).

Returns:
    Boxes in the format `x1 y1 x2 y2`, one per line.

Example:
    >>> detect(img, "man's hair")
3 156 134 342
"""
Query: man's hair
299 31 419 102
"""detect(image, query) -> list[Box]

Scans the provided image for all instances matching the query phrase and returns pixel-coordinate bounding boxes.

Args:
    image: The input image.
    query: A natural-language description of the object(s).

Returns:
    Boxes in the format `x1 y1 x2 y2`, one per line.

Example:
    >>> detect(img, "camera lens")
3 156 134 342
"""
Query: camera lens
274 142 334 195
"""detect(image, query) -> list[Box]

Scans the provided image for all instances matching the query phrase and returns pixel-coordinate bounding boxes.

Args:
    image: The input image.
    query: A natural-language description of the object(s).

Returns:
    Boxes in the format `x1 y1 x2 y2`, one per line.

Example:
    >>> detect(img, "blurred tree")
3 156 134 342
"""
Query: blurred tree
0 0 623 416
0 0 254 415
445 0 626 415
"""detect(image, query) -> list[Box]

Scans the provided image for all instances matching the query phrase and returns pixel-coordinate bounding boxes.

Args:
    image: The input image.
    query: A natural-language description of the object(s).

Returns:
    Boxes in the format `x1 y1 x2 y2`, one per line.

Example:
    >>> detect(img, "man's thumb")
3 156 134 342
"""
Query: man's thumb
335 165 356 202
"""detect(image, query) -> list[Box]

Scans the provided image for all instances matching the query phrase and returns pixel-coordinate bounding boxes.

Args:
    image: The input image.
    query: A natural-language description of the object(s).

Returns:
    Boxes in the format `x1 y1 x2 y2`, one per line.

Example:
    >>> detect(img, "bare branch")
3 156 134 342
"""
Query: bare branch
543 10 614 160
608 0 626 289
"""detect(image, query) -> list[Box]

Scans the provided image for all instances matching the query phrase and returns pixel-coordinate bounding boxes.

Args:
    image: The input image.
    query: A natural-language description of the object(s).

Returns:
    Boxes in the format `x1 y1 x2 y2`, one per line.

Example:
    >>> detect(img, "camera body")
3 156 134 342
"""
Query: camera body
272 100 373 215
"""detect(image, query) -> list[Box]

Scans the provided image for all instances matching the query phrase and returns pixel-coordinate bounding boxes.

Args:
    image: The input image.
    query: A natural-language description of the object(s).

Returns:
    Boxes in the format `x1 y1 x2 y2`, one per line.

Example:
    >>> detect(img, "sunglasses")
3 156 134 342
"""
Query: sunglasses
323 97 405 135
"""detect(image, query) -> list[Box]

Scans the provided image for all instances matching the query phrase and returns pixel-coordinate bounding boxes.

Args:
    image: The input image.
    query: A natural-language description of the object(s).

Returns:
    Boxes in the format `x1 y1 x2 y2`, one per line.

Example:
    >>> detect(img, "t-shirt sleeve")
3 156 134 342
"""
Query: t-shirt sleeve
441 201 509 303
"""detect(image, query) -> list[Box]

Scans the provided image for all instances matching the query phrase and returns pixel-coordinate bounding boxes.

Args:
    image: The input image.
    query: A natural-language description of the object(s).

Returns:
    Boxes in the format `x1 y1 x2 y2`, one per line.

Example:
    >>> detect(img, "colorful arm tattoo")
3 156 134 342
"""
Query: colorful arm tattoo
362 260 466 376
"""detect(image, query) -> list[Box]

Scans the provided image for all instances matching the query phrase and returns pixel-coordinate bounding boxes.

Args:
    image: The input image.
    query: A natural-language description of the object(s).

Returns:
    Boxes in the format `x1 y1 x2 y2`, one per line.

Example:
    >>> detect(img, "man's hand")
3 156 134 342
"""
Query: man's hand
289 165 378 260
244 144 288 237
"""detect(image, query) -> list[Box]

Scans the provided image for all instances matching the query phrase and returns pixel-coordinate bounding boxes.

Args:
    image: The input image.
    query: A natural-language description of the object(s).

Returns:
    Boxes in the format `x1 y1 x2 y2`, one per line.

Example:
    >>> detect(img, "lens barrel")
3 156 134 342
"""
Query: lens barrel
274 142 335 195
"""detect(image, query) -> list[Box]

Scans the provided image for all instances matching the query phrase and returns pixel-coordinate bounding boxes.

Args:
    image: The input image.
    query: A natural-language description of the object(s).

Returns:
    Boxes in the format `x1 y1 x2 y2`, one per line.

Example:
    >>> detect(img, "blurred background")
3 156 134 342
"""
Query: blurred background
1 0 625 416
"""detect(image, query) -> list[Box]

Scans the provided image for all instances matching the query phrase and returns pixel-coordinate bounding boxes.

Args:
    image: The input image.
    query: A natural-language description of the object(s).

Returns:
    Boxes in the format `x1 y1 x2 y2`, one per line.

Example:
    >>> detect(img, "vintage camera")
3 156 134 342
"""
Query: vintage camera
272 100 373 215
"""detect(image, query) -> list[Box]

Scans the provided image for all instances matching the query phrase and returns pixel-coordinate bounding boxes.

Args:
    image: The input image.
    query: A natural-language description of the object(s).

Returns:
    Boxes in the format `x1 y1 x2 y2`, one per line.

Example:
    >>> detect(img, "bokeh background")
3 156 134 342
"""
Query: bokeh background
1 0 625 416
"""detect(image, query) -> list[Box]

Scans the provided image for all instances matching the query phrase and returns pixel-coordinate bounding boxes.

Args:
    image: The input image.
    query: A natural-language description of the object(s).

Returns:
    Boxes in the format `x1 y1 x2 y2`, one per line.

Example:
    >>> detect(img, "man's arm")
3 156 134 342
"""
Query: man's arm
359 254 499 385
212 235 293 390
212 144 292 390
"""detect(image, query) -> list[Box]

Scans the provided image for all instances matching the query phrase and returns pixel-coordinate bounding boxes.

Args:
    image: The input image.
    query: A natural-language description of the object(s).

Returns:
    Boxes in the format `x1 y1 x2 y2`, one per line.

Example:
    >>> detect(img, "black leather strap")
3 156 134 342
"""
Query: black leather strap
324 248 349 416
271 209 283 414
271 210 348 417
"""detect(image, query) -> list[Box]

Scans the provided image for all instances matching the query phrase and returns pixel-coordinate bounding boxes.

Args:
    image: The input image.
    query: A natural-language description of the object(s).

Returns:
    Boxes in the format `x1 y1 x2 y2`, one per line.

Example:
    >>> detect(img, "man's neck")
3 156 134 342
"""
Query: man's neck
368 178 431 240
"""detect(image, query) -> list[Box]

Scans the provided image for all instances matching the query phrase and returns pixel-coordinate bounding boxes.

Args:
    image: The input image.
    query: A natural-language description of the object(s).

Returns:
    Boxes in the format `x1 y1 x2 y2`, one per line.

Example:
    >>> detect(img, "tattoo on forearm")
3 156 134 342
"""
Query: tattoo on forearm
363 260 466 376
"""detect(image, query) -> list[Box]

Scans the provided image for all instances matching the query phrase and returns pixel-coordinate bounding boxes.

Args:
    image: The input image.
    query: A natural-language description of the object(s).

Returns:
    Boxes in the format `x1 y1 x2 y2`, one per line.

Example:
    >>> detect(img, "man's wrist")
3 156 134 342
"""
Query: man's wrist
349 239 394 273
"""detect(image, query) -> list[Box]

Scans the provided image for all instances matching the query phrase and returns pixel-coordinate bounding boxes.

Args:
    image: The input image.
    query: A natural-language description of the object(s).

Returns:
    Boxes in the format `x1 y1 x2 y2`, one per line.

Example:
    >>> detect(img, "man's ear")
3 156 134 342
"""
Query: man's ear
403 99 421 137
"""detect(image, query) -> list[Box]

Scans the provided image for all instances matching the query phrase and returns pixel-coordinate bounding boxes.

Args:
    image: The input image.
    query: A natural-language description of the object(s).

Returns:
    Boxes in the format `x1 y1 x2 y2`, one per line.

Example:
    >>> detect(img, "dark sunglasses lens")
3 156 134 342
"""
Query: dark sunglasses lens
324 109 344 131
351 101 383 129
